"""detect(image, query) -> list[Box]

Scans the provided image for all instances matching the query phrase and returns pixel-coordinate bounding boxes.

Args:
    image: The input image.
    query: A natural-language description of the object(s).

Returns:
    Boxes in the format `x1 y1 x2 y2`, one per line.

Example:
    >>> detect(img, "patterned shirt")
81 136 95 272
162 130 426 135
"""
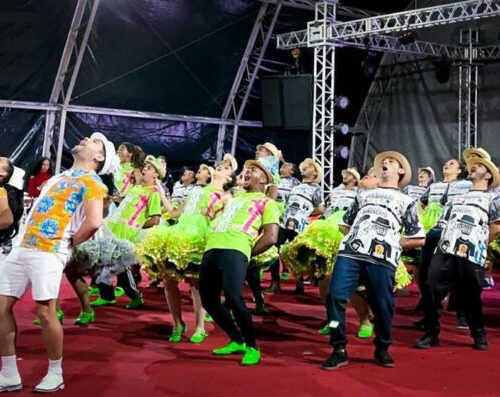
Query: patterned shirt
19 169 107 254
442 179 472 204
114 162 134 196
402 185 427 201
171 184 195 205
339 187 425 269
106 185 162 242
280 182 323 232
437 190 500 266
206 191 280 259
182 185 225 220
277 176 300 203
420 182 449 206
325 187 358 218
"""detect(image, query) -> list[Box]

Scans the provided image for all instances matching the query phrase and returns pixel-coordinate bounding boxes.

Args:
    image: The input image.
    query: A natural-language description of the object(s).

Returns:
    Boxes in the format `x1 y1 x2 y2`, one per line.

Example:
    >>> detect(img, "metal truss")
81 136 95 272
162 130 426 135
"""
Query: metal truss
259 0 378 19
458 28 479 157
477 44 500 59
328 0 500 40
0 100 262 127
311 1 337 199
215 1 283 160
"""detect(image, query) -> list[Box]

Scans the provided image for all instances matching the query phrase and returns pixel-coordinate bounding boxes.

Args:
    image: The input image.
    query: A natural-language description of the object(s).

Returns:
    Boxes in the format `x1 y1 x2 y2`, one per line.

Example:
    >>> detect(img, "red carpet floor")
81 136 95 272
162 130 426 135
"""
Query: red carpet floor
11 273 500 396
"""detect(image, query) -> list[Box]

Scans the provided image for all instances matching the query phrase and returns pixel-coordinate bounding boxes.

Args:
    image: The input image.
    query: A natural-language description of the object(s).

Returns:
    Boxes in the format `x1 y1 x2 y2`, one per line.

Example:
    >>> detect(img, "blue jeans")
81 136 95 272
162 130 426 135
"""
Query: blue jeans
326 256 395 350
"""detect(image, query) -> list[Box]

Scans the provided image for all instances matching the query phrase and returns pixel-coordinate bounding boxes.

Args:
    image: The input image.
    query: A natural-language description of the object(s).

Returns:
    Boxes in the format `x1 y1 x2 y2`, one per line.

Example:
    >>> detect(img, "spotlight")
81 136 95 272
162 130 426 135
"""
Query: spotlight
398 31 418 45
334 146 349 159
335 123 350 135
334 96 350 109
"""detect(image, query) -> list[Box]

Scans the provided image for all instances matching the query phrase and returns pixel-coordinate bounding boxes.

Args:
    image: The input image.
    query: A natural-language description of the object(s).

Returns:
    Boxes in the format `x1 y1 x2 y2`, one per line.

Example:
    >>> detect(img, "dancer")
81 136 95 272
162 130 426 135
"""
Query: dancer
414 156 500 350
136 158 236 344
0 133 113 392
27 157 54 198
276 161 300 212
88 155 163 309
199 156 279 366
321 151 425 370
255 142 281 200
402 166 434 201
268 158 324 294
171 166 196 205
115 142 140 197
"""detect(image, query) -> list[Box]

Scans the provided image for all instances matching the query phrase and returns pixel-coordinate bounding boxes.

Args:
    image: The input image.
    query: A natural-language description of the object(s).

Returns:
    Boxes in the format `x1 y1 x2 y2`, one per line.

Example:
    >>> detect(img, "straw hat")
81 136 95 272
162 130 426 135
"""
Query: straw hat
463 147 491 162
256 142 280 159
144 155 165 179
466 157 499 189
90 132 119 175
244 156 278 184
299 158 323 184
223 153 238 172
199 164 215 180
341 168 361 183
374 151 412 188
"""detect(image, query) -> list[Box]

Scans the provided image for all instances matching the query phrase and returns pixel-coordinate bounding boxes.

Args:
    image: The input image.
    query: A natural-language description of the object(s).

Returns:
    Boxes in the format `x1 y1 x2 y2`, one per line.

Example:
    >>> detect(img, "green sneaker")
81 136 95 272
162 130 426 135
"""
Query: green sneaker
169 323 187 343
241 347 261 366
357 323 373 339
90 298 116 307
88 286 100 296
126 296 144 310
204 313 213 323
213 341 246 355
114 286 125 297
74 310 95 325
259 269 264 281
280 271 290 281
318 324 330 335
33 309 65 326
189 328 208 344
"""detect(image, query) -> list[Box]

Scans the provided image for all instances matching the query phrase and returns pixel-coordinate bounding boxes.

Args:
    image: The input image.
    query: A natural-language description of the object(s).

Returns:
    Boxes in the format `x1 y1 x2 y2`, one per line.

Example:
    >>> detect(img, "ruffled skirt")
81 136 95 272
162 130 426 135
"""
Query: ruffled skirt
249 246 279 270
420 202 443 234
280 210 346 280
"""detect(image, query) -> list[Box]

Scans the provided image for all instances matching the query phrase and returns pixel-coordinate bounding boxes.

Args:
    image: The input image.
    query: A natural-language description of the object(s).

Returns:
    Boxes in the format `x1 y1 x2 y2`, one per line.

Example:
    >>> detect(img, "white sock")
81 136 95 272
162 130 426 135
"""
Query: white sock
1 355 20 378
48 358 63 376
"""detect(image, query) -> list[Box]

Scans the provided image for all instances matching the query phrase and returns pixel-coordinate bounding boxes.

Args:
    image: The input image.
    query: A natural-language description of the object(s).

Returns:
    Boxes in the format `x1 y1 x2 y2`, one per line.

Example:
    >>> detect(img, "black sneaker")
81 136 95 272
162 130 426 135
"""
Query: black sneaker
254 302 269 315
473 336 488 351
456 319 469 330
413 334 440 349
374 349 395 368
320 349 348 370
264 281 280 295
295 281 305 295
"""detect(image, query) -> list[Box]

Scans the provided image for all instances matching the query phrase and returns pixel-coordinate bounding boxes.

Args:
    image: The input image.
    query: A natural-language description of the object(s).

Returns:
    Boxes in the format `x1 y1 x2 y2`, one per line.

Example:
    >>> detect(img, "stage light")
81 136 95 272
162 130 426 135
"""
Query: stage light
335 123 350 135
334 96 349 109
335 146 349 159
398 31 418 45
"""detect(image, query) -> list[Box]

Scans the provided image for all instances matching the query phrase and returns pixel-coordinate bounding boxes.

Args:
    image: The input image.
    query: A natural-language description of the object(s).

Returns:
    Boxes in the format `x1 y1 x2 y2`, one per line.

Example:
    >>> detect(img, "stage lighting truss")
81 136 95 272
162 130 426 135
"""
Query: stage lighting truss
335 123 350 135
334 96 349 109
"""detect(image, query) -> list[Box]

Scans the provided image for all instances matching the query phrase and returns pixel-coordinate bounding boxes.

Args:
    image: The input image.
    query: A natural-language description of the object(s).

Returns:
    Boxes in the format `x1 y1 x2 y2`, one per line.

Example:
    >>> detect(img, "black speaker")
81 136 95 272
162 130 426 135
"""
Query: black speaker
261 74 313 130
282 75 313 130
261 77 283 127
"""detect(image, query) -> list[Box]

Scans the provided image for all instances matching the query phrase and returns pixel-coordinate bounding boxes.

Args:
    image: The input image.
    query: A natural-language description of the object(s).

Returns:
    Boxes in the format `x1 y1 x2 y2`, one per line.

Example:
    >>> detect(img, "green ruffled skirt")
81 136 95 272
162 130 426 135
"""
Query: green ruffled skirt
249 246 279 270
280 210 346 281
135 225 172 279
488 234 500 263
420 202 443 234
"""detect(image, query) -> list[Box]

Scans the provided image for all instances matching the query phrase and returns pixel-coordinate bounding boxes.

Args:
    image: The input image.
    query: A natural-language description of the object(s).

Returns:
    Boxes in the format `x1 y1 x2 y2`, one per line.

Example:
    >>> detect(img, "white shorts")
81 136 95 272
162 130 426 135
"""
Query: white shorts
0 247 69 301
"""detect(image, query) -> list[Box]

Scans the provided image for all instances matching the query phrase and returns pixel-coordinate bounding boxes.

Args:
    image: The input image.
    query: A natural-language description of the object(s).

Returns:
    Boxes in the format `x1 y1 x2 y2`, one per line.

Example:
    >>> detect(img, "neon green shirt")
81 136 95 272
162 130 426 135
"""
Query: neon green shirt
205 191 280 259
114 162 134 196
182 185 225 219
106 185 162 242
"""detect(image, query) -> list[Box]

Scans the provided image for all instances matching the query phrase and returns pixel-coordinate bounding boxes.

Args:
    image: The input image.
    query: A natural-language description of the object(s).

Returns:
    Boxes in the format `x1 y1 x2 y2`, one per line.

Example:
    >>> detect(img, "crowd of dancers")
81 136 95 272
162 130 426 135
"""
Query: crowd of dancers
0 134 499 392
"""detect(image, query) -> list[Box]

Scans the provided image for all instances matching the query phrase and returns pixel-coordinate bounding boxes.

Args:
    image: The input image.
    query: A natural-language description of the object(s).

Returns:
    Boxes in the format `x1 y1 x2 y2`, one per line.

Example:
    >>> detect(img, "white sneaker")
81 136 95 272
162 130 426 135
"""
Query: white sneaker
33 372 64 393
0 372 22 392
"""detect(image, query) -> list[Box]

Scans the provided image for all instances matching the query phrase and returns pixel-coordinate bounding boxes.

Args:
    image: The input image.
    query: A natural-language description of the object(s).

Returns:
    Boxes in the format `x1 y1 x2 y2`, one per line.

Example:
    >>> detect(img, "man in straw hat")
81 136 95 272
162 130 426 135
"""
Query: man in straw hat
255 142 281 200
0 133 116 392
199 156 279 366
402 166 435 201
414 156 500 351
321 151 425 370
266 158 325 294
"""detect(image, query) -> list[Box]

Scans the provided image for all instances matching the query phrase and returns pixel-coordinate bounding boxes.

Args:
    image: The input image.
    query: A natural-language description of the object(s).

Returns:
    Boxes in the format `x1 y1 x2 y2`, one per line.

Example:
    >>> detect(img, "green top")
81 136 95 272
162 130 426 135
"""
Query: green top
205 191 280 259
106 185 162 242
114 162 135 196
182 185 225 220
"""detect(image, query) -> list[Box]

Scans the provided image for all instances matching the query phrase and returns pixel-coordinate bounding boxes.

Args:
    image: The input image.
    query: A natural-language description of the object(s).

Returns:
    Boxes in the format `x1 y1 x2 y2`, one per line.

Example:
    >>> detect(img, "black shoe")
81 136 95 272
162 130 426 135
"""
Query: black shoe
294 281 305 295
413 334 440 349
473 336 488 351
320 349 348 370
254 302 269 315
264 281 280 295
374 349 395 368
456 319 469 330
413 318 425 330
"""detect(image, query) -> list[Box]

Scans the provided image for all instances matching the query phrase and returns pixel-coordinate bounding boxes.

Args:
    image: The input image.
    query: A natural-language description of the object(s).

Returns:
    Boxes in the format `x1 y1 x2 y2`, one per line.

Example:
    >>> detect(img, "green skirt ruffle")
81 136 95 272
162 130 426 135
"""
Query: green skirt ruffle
249 246 279 270
394 260 412 290
135 225 172 279
420 202 443 234
281 210 346 281
488 234 500 263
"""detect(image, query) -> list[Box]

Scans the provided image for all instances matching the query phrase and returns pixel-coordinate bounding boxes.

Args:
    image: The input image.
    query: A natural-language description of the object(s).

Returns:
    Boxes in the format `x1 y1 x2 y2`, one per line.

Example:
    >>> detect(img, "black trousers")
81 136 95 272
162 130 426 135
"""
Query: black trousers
97 269 142 301
200 249 257 347
270 228 297 282
424 253 486 339
246 266 264 305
